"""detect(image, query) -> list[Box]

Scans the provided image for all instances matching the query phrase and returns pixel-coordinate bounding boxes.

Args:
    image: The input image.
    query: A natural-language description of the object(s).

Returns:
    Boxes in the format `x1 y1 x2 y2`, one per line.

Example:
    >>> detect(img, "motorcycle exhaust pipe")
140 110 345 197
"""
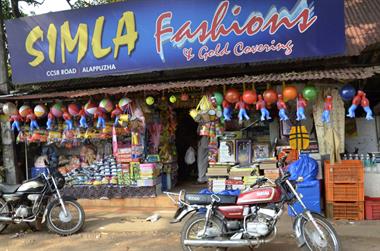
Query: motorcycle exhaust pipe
0 216 13 222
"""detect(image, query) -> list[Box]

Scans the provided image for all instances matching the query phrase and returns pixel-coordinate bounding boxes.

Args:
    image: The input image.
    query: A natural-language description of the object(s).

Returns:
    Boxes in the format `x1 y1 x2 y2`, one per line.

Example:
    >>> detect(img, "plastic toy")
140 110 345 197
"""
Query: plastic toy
99 98 114 113
9 113 23 132
235 98 250 122
2 102 18 116
263 89 277 104
26 112 39 131
50 103 63 118
68 103 81 116
79 106 88 129
283 86 298 101
242 90 257 105
63 111 73 131
94 107 106 129
296 94 307 121
84 100 97 115
340 84 356 101
321 96 333 123
276 94 289 121
19 105 32 118
302 86 318 101
256 95 271 121
34 104 47 118
111 105 123 126
222 100 232 121
46 112 54 130
225 88 240 103
347 90 363 118
361 92 374 120
119 97 132 111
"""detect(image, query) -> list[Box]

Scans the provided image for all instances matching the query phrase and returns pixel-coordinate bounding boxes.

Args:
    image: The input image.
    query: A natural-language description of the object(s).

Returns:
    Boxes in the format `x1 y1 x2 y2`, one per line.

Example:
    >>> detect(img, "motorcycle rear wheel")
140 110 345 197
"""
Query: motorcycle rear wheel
181 214 227 251
0 199 9 233
46 199 85 236
301 213 341 251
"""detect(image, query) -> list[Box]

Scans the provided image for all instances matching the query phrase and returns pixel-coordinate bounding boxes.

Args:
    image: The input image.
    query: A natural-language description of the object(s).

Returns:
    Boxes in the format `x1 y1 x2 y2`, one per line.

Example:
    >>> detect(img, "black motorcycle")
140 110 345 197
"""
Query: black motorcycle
0 164 85 235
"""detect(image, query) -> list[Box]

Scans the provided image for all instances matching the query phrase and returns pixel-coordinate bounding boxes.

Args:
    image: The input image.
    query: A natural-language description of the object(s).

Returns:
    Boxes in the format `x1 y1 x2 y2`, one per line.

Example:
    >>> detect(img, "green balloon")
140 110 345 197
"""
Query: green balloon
302 86 318 101
213 92 224 105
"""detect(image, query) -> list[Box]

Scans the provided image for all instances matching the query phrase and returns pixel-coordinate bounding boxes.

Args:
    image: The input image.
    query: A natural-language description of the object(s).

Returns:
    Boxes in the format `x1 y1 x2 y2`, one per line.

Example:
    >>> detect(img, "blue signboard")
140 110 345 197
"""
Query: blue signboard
5 0 345 84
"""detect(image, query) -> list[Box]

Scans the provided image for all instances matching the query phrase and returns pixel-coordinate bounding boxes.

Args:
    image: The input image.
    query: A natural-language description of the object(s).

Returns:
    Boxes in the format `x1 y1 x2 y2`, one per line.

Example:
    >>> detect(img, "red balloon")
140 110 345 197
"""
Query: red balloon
263 89 278 104
242 90 257 104
68 103 80 116
283 86 298 101
180 93 189 101
225 88 240 103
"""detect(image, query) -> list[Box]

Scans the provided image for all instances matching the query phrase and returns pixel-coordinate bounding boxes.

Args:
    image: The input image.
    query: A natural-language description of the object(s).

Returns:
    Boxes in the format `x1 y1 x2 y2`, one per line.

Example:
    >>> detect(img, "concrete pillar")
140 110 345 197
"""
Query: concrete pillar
0 119 19 184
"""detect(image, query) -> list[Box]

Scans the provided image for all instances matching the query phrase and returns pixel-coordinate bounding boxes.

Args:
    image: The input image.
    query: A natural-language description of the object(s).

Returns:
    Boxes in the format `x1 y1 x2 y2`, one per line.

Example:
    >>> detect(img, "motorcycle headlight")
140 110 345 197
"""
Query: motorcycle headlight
55 174 65 189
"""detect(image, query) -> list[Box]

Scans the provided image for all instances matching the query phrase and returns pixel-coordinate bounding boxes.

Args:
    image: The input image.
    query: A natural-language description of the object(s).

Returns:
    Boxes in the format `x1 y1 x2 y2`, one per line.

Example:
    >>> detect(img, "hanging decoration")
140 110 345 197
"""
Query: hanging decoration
79 106 88 129
46 112 55 130
3 102 18 116
19 105 32 118
361 92 374 120
84 99 97 115
94 107 106 129
346 90 374 119
212 92 224 106
242 90 257 105
276 94 289 121
111 105 123 126
146 96 155 106
99 98 114 113
224 88 240 103
50 102 63 118
26 112 39 131
119 97 132 111
169 95 177 103
302 85 318 101
68 103 81 116
321 96 333 124
62 110 73 131
235 97 250 122
222 100 232 121
263 88 277 105
296 94 307 121
34 104 47 118
256 95 271 121
283 85 298 101
9 111 23 132
180 93 189 101
339 84 356 101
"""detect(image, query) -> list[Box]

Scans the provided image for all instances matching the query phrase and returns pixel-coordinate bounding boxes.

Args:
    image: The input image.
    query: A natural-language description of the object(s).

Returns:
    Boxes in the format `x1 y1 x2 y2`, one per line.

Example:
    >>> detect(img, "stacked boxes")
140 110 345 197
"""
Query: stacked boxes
325 160 364 220
136 163 161 187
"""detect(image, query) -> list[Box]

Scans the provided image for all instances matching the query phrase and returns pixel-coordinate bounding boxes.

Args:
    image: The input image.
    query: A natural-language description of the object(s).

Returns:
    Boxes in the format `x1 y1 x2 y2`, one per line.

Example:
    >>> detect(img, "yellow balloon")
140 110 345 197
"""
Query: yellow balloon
146 96 154 106
169 95 177 103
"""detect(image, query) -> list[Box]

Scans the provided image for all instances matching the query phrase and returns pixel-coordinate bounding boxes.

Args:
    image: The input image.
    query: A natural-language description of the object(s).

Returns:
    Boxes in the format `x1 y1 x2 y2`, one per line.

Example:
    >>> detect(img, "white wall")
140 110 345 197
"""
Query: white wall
345 117 379 154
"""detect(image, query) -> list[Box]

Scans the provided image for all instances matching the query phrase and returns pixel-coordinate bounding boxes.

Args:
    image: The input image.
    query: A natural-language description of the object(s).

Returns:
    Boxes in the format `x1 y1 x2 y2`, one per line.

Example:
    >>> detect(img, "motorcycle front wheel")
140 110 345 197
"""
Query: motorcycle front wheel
301 213 341 251
181 214 226 251
46 199 85 236
0 199 9 233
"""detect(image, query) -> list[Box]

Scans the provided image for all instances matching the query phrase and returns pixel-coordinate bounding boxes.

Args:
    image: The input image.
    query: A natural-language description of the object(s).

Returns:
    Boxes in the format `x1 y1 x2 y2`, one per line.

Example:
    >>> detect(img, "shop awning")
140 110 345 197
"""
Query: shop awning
2 66 380 100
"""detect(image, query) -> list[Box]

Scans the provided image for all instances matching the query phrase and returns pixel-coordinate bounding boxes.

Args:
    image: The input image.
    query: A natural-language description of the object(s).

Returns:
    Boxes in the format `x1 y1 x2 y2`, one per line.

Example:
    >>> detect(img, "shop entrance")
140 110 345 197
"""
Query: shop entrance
175 108 199 184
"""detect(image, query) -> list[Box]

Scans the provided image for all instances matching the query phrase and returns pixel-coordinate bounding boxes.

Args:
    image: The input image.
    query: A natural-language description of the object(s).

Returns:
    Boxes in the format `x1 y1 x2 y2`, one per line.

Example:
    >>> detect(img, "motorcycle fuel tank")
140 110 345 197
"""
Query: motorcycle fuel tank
236 187 281 205
17 179 45 193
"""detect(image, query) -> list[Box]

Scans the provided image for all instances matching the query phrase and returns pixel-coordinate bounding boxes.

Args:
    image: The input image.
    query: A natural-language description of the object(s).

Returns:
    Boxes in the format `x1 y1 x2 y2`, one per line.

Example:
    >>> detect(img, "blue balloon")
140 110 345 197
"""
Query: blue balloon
340 84 356 101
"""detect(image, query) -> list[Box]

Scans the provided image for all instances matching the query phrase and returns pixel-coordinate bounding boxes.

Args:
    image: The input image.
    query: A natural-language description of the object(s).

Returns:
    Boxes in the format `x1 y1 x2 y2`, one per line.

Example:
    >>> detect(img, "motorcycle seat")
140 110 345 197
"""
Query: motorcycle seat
185 193 237 205
0 183 21 194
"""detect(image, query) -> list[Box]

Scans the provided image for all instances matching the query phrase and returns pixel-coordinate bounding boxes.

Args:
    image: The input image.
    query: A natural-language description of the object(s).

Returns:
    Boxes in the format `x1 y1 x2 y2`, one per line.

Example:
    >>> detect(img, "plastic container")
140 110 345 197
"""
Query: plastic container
365 196 380 220
326 201 364 220
288 180 321 217
324 160 364 184
326 183 364 202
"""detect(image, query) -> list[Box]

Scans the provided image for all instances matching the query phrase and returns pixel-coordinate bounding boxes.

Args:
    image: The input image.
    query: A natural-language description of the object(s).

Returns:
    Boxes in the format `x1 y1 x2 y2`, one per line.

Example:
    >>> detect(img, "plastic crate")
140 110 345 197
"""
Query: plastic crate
326 183 364 202
365 196 380 220
326 201 364 220
324 160 364 184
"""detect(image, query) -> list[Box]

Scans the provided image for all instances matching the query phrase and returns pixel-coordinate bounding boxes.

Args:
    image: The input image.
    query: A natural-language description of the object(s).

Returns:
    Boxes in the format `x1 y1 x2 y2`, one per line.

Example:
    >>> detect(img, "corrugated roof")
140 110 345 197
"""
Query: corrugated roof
3 66 379 100
346 0 380 55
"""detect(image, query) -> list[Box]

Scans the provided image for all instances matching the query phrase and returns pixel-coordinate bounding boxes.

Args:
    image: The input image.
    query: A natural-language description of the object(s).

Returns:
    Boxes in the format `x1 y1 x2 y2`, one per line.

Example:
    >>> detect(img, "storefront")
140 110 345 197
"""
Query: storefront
1 0 380 218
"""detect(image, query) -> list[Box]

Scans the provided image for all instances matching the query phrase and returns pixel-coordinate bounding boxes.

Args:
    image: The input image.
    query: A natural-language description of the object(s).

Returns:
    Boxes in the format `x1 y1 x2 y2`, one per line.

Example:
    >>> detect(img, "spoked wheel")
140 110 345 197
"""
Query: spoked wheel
181 214 226 251
301 213 341 251
46 199 85 236
0 199 10 233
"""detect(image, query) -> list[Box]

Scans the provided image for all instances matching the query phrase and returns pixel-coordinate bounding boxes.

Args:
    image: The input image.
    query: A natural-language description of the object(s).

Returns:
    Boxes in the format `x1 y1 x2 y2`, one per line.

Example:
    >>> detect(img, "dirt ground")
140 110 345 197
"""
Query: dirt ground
0 207 379 251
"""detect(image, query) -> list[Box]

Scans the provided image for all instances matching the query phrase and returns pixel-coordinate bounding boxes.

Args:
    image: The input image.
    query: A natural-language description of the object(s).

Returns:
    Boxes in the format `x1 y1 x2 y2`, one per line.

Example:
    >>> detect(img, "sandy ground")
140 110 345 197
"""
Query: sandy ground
0 207 379 251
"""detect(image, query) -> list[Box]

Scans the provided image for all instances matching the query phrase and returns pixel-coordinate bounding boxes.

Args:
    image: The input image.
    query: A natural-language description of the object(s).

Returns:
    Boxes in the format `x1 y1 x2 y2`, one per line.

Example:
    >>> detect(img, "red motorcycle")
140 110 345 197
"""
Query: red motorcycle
166 156 341 251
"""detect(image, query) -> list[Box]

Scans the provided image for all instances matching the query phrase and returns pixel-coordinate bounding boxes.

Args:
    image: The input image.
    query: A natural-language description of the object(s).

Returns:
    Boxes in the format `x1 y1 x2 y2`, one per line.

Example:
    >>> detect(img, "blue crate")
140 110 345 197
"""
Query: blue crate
288 179 321 217
31 167 48 178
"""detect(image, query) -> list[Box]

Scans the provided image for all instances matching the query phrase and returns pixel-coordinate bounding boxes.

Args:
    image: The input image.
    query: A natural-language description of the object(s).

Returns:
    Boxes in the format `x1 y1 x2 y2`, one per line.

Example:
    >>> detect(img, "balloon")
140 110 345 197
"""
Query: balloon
263 89 277 104
180 93 189 101
340 84 356 101
169 95 177 103
50 103 63 117
213 92 224 105
119 97 132 111
68 103 81 116
19 105 32 117
99 98 114 113
34 104 47 118
302 86 318 101
84 100 97 115
2 102 18 116
283 86 298 101
225 88 240 103
146 96 154 105
242 90 257 104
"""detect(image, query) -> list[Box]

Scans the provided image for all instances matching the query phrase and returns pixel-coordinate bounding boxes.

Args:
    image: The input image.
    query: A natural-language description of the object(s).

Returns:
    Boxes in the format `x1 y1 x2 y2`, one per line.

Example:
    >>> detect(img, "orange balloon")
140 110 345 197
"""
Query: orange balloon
263 89 277 104
225 88 240 103
283 86 298 101
242 90 257 104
